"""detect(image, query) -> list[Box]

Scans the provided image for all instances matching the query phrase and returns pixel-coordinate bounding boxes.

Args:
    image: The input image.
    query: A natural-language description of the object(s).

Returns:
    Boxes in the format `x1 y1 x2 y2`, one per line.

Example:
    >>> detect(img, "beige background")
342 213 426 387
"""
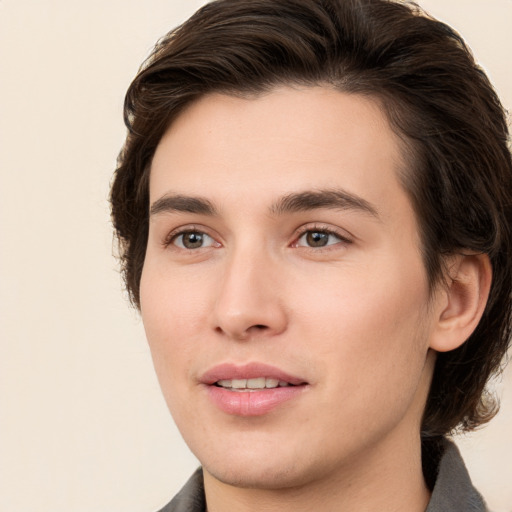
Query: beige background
0 1 511 511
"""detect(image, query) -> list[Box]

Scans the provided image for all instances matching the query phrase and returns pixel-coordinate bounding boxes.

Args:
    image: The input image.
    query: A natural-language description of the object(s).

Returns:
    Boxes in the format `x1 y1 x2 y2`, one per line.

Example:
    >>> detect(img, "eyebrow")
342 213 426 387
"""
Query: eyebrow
150 194 218 216
270 189 379 218
149 188 379 219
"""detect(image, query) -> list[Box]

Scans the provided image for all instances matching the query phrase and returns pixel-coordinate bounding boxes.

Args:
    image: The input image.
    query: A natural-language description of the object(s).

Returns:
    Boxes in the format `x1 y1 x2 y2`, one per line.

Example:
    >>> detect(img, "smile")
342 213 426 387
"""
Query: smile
201 363 308 416
215 377 293 390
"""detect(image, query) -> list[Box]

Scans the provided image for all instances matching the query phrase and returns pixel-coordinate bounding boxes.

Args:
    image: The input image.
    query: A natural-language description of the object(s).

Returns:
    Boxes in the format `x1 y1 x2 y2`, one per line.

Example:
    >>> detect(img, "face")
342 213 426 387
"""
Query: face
141 86 440 490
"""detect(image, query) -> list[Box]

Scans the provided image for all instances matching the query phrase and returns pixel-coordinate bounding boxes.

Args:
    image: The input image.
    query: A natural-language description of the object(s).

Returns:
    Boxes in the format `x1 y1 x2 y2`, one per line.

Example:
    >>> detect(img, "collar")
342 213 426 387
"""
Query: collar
425 438 487 511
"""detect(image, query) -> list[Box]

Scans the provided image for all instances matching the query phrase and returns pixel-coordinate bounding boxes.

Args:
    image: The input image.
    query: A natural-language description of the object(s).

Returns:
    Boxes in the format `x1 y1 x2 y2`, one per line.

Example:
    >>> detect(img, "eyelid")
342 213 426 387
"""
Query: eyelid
160 222 352 250
291 223 353 247
162 224 221 249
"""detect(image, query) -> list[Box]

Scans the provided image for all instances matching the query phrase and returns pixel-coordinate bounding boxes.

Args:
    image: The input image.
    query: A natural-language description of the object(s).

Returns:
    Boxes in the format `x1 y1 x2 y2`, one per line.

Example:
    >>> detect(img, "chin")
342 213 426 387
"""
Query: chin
203 457 315 490
195 437 334 490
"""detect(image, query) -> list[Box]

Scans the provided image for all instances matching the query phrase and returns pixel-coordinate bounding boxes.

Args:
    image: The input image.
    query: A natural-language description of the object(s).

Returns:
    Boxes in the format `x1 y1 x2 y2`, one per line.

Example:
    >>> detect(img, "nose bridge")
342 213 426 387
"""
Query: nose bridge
213 241 287 340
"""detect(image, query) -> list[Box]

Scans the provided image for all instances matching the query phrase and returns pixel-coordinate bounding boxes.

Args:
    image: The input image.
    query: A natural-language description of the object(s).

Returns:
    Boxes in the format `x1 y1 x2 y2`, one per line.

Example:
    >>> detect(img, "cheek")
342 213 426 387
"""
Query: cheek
297 258 427 329
140 256 212 339
139 264 211 401
291 256 431 394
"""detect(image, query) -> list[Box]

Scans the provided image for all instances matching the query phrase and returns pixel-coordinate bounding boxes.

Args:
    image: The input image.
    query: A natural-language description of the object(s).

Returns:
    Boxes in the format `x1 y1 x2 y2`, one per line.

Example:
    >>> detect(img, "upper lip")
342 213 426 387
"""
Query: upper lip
200 362 307 386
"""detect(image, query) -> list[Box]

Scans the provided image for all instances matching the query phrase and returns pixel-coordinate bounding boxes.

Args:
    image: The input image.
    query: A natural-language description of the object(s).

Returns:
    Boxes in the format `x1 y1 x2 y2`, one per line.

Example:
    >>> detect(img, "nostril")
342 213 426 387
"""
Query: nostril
245 324 270 335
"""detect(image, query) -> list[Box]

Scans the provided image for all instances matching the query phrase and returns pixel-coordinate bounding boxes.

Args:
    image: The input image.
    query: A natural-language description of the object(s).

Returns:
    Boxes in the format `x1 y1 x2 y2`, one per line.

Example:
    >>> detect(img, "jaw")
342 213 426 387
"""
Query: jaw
183 351 437 512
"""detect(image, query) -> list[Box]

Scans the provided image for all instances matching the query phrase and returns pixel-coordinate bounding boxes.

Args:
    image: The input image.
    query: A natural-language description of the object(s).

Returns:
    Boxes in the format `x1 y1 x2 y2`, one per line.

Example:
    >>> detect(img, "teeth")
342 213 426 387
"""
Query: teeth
266 378 279 388
231 379 247 389
247 377 265 389
216 377 285 390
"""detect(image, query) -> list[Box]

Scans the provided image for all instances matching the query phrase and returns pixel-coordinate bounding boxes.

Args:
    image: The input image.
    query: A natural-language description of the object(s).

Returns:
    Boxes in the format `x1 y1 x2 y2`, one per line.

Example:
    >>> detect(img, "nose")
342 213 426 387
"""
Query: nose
212 247 288 341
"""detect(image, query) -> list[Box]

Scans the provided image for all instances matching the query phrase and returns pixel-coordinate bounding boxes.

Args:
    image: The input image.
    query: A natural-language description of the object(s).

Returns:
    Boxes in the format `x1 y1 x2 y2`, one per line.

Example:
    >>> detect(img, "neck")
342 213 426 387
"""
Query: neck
203 430 431 512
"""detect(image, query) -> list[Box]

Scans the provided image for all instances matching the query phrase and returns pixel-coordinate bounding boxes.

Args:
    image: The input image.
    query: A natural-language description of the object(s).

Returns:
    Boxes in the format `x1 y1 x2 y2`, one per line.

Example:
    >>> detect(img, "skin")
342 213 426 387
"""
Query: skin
140 86 489 511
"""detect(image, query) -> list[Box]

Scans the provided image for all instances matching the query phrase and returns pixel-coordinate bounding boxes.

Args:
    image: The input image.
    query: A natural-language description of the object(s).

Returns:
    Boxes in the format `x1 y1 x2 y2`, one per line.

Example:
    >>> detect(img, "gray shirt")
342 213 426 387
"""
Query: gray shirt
157 439 487 512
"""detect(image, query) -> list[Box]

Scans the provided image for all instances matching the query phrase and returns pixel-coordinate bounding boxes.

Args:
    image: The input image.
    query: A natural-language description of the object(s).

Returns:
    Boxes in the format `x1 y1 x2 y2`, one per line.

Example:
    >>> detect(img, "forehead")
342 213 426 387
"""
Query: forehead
150 86 411 222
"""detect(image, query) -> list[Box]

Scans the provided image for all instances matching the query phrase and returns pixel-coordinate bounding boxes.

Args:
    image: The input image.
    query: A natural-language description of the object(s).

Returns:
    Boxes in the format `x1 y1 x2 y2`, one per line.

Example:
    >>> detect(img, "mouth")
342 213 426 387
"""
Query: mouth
201 363 308 416
214 377 296 391
200 361 307 387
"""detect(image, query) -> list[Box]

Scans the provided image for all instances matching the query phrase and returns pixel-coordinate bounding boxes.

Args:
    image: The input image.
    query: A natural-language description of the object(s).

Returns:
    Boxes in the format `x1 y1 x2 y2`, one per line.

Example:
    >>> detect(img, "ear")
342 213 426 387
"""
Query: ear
429 253 492 353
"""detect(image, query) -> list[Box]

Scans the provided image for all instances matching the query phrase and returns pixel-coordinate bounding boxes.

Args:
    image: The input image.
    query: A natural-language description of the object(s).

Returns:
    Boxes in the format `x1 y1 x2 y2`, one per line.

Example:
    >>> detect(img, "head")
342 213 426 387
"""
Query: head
111 0 512 476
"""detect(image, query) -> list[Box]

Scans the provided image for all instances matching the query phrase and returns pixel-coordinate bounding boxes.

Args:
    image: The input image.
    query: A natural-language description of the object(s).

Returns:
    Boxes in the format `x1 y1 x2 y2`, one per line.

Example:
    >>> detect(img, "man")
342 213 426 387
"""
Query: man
110 0 512 510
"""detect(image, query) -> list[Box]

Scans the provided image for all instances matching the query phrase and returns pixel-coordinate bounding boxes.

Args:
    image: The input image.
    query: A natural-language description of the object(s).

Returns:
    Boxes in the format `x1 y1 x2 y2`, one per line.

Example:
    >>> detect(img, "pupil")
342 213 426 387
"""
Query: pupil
184 232 203 248
307 231 328 247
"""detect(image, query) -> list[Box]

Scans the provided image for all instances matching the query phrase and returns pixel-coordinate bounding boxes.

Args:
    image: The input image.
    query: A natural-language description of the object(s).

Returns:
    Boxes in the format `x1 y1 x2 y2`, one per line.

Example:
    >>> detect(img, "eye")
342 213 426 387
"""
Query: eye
296 229 345 248
172 230 217 249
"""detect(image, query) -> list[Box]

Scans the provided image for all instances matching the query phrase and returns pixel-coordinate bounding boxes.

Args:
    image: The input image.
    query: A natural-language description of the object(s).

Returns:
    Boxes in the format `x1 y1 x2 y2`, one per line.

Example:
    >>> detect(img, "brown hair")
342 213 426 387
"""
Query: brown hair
111 0 512 439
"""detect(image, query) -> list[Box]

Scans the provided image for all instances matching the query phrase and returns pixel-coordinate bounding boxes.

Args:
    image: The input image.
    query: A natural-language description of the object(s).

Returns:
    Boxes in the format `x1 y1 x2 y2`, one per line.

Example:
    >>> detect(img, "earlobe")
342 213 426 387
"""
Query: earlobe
429 253 492 353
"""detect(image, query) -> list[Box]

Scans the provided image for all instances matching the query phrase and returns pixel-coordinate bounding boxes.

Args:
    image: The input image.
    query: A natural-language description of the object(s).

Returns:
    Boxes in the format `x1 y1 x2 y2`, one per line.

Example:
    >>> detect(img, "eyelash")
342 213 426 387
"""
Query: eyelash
162 224 352 251
163 225 218 250
292 224 353 250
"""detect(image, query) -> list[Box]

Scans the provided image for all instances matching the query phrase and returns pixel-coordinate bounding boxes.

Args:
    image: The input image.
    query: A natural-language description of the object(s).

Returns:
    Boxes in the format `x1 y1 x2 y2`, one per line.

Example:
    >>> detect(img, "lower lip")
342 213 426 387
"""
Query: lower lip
206 385 307 416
